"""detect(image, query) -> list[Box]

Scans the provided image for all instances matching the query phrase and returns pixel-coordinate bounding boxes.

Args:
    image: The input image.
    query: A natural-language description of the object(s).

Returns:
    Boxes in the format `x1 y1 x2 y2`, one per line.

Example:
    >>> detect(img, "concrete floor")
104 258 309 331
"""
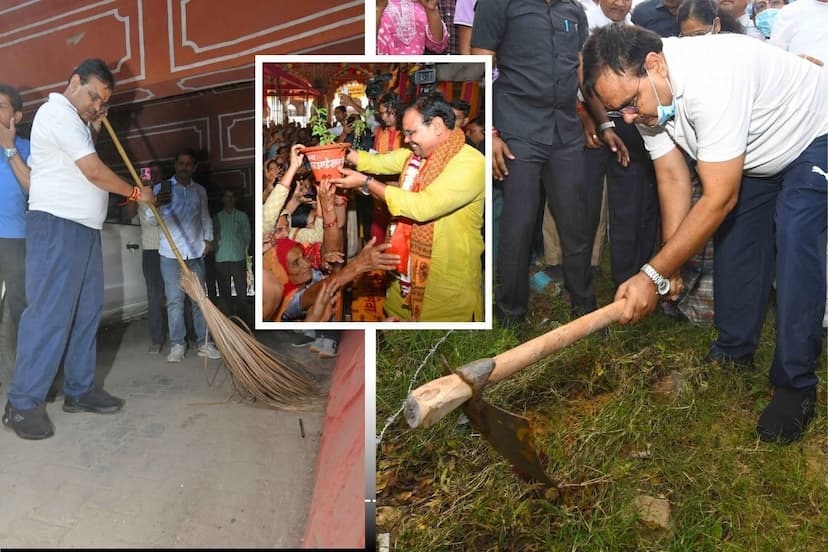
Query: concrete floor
0 321 332 548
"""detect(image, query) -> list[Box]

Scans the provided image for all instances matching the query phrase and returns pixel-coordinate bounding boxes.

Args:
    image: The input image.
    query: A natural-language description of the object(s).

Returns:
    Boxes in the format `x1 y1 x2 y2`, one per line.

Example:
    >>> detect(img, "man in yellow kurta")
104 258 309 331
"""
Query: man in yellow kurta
333 95 485 322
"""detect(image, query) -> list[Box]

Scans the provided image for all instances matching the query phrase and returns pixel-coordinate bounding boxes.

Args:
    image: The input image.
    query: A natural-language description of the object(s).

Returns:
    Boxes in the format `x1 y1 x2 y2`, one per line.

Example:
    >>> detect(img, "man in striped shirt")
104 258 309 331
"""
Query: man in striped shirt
213 189 250 321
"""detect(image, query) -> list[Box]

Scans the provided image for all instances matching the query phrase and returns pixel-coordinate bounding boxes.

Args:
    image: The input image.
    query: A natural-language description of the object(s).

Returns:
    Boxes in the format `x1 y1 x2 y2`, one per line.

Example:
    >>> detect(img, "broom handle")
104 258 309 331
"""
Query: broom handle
404 299 626 428
101 117 190 273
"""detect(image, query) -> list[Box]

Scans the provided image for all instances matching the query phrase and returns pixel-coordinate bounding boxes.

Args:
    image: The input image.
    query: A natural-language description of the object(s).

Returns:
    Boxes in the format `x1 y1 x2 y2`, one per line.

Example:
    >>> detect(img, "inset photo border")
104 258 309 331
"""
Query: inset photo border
255 54 493 330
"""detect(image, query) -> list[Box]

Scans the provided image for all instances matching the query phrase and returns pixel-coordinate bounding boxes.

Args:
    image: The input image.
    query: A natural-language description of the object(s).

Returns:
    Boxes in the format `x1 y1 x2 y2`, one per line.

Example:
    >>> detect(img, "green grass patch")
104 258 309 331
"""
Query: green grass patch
376 270 827 551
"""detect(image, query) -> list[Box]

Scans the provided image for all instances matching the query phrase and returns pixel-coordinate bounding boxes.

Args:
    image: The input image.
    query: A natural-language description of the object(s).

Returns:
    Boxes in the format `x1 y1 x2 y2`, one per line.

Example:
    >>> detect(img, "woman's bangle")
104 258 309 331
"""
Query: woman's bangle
323 218 338 229
127 187 141 202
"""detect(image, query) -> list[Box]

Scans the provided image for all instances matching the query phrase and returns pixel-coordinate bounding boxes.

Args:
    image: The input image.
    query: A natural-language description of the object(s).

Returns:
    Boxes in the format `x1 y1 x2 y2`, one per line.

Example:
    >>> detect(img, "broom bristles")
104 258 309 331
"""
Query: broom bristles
180 271 322 410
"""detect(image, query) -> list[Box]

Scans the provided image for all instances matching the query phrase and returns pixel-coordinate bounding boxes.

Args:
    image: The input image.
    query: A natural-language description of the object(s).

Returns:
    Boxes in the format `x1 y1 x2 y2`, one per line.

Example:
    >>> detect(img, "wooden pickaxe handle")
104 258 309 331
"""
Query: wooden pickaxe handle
404 299 626 428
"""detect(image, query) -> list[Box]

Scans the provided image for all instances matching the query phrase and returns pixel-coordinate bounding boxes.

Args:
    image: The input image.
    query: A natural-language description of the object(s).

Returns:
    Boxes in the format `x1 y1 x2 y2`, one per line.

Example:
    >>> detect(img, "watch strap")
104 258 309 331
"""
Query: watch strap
3 147 17 159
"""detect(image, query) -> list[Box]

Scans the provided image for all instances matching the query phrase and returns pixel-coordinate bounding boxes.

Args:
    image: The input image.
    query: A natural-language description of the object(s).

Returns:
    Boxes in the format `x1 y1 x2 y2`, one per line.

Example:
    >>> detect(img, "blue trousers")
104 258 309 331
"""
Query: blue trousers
160 256 208 347
8 212 102 409
710 135 827 389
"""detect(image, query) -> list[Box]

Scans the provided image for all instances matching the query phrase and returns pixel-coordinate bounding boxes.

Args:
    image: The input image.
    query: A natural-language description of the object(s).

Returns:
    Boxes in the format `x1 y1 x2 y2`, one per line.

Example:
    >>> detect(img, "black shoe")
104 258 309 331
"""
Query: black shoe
756 386 817 444
704 350 755 371
2 402 54 440
63 388 124 414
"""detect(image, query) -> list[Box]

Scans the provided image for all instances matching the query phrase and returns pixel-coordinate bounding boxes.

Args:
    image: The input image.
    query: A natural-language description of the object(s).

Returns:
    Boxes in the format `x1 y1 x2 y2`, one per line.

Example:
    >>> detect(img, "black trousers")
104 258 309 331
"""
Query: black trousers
495 135 595 322
215 260 248 318
582 122 660 287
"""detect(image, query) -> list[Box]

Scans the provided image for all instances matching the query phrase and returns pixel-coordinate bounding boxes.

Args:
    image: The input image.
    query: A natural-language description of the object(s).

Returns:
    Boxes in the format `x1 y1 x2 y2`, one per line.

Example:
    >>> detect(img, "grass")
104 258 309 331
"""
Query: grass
375 265 827 551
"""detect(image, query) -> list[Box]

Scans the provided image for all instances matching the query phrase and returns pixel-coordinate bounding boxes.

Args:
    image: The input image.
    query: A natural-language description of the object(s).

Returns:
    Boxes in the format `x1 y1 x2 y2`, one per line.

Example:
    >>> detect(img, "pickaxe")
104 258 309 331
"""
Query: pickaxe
404 300 626 485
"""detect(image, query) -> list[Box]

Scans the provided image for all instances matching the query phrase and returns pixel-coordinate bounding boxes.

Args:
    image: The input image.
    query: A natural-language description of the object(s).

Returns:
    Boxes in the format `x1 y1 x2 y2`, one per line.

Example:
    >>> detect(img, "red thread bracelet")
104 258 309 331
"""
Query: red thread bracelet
323 218 338 229
127 187 141 202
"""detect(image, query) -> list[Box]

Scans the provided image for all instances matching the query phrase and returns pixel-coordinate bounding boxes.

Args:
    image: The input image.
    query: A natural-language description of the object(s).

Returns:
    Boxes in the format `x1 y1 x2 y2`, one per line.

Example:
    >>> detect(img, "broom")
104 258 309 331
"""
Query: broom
101 117 321 410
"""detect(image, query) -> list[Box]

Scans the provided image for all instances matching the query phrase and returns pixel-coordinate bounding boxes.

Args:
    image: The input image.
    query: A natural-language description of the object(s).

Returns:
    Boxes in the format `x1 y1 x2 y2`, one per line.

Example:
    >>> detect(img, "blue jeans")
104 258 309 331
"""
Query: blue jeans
711 134 827 389
160 256 208 347
8 212 102 409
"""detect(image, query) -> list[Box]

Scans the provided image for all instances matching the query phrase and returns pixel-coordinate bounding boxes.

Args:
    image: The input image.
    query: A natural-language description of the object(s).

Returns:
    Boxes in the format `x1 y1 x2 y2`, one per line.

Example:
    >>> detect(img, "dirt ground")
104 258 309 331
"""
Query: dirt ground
0 321 332 548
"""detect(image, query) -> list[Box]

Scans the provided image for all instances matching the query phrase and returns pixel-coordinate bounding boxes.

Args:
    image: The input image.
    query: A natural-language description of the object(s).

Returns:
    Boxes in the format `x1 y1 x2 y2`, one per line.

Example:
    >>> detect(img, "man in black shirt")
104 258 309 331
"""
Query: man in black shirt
472 0 597 324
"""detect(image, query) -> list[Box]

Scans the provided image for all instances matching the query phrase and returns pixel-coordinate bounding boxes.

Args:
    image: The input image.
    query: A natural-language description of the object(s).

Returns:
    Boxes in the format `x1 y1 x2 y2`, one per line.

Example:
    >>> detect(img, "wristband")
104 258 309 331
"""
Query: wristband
576 103 585 114
598 121 616 133
323 218 338 229
361 175 372 196
127 187 141 202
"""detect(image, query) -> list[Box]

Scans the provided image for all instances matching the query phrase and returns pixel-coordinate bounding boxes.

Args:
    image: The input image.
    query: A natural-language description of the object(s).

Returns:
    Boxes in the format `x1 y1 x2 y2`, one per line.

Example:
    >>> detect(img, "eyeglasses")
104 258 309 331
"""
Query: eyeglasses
606 76 641 118
679 24 715 38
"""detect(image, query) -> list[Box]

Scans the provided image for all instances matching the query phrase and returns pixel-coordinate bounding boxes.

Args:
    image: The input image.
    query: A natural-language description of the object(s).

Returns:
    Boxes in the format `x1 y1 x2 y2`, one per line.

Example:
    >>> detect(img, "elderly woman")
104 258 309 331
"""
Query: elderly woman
268 236 399 321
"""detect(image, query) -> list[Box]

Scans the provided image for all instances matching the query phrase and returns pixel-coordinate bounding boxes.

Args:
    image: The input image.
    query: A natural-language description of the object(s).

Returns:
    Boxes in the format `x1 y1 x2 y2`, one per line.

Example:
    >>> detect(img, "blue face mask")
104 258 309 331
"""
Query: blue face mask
645 69 675 126
755 8 780 38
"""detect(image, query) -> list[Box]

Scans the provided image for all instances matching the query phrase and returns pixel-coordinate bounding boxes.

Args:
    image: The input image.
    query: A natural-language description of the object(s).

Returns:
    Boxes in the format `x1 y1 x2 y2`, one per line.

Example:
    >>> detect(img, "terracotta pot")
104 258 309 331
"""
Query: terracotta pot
302 143 349 181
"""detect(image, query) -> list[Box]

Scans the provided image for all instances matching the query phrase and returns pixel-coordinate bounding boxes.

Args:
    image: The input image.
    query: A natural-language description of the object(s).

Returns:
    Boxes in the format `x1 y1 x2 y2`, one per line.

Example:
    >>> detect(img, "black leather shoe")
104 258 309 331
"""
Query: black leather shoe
704 350 755 371
63 388 124 414
2 402 54 440
757 386 817 444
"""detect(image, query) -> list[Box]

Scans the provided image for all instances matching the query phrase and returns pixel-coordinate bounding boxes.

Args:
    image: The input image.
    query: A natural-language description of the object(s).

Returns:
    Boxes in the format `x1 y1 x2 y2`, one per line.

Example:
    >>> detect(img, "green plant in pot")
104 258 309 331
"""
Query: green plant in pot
303 105 348 181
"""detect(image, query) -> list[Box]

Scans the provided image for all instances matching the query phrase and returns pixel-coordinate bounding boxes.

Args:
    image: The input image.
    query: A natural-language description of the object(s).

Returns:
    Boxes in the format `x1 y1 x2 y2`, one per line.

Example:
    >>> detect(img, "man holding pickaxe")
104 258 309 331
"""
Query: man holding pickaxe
582 25 827 444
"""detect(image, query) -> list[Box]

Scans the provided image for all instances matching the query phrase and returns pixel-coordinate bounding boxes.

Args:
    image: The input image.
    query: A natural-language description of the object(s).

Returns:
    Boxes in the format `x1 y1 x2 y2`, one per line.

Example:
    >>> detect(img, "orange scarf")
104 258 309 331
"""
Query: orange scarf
391 127 466 320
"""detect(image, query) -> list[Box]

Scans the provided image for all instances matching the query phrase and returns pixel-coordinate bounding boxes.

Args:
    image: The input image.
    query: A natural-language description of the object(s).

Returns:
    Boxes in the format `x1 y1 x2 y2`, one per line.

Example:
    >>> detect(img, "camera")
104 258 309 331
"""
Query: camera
366 73 393 100
413 66 437 94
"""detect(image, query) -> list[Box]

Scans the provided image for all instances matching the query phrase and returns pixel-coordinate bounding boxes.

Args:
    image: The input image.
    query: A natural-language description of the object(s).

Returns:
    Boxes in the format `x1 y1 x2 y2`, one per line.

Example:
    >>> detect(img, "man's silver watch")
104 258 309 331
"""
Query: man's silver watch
3 147 17 160
641 263 670 296
361 175 372 196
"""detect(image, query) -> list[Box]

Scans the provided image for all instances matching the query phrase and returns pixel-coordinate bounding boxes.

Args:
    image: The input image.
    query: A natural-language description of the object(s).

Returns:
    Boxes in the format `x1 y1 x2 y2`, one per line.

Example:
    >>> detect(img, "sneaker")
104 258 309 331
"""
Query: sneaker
309 337 324 353
291 334 316 348
3 402 54 440
63 387 125 414
167 343 186 363
147 343 163 354
317 338 338 359
197 342 221 360
756 386 817 444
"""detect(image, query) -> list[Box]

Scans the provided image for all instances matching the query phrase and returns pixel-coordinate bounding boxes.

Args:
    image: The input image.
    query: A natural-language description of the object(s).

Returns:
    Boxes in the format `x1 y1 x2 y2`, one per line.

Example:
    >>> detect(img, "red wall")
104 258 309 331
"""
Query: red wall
303 330 365 549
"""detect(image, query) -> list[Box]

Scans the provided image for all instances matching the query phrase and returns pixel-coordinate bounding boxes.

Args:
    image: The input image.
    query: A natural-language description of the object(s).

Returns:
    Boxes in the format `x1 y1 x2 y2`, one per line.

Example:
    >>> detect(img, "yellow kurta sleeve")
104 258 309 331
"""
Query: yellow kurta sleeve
356 148 413 177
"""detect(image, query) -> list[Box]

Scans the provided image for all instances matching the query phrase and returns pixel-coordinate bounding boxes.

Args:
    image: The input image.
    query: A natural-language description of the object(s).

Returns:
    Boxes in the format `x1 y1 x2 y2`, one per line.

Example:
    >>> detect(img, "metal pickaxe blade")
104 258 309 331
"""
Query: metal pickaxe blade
403 300 626 483
456 359 552 486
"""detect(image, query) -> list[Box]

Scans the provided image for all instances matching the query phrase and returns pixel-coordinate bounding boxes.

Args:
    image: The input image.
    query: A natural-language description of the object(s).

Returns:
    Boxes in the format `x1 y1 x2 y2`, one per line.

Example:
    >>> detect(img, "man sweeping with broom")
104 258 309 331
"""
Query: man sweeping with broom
3 59 154 440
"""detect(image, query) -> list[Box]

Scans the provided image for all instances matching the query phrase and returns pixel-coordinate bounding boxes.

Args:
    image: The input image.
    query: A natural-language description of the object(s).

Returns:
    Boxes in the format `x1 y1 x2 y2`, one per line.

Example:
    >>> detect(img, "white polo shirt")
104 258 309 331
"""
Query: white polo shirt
639 34 828 177
28 93 108 229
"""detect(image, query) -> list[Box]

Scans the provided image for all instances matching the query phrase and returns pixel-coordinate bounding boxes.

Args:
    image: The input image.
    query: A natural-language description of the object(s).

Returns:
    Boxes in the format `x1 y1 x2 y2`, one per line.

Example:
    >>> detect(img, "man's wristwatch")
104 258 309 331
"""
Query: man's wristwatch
597 121 616 134
361 175 372 196
3 147 17 160
641 263 670 296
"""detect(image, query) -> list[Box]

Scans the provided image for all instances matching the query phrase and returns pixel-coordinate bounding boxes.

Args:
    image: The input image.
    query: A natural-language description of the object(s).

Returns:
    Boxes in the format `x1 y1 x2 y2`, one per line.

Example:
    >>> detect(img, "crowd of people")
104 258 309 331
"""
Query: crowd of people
261 89 486 326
